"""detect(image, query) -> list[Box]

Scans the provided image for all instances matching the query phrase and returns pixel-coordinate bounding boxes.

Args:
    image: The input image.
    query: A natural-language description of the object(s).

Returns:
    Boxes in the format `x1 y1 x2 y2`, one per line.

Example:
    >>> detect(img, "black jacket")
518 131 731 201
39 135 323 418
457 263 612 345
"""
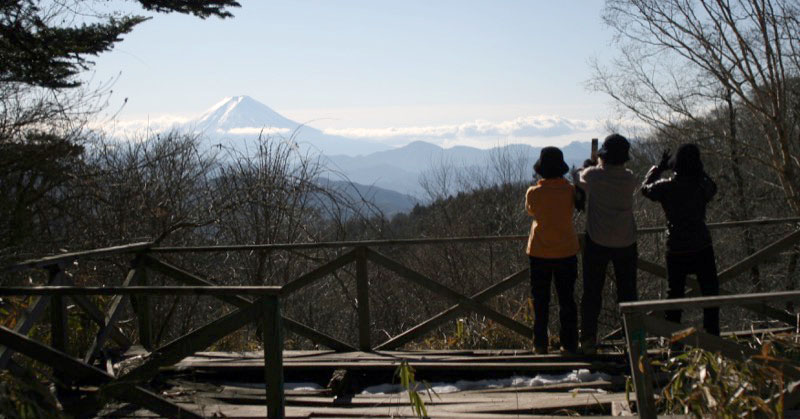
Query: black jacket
641 166 717 253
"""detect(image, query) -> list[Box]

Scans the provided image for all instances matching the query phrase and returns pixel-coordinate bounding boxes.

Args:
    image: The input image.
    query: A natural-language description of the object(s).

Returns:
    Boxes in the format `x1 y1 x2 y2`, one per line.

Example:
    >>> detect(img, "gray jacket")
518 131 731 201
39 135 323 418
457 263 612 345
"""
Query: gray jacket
573 163 638 248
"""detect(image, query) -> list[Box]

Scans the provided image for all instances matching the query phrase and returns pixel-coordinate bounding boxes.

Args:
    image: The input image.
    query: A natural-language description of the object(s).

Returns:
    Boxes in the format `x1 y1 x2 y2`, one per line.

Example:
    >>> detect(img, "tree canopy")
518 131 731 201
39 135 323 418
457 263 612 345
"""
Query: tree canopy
0 0 240 89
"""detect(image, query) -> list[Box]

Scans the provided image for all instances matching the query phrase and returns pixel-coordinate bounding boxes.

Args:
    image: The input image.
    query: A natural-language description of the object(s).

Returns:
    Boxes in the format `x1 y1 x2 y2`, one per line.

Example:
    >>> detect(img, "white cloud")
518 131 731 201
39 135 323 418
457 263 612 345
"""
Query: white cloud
96 112 622 149
224 127 292 136
91 115 190 138
323 115 604 148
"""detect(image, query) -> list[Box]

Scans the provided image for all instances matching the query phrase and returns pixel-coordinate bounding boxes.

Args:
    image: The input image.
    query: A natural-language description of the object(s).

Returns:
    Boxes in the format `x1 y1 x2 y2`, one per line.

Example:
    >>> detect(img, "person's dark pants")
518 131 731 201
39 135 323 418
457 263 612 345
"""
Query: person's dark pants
665 246 720 335
530 255 578 351
580 236 638 345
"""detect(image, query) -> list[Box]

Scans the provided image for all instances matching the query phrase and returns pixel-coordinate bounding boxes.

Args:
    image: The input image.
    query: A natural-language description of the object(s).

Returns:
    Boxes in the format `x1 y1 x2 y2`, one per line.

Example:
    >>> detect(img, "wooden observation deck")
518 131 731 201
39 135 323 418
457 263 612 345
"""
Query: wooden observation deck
1 217 799 417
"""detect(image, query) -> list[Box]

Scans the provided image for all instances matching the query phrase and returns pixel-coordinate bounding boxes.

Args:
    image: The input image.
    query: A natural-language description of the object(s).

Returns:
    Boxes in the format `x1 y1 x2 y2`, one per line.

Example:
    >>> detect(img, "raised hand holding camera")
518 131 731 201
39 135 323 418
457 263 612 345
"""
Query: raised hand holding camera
658 149 672 171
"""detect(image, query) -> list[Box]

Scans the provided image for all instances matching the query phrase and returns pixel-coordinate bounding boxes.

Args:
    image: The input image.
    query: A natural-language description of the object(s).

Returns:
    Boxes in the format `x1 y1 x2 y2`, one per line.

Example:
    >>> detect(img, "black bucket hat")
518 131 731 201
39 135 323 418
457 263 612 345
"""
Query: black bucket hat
534 146 569 179
670 143 703 176
598 133 630 165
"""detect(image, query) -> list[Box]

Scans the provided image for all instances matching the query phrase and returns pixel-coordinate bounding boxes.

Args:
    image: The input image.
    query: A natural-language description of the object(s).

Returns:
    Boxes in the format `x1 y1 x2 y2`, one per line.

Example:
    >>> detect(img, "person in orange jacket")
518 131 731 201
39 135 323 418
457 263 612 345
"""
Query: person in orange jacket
525 146 581 354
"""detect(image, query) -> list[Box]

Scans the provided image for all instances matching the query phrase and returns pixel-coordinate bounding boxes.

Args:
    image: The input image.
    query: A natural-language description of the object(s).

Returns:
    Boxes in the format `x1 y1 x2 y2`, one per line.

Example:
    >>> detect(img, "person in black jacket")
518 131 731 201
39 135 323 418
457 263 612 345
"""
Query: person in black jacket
641 143 719 335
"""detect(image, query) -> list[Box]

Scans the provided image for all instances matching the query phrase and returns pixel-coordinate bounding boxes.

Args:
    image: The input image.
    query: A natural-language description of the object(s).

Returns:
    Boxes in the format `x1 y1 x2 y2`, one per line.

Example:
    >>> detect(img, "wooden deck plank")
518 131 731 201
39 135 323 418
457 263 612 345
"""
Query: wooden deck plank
169 360 618 371
100 393 628 417
101 348 635 417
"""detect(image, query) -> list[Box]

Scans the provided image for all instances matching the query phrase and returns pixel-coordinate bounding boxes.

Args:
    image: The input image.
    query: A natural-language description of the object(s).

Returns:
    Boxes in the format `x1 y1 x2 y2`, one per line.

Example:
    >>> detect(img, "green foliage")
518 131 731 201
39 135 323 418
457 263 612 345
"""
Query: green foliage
0 370 64 419
138 0 241 19
0 0 144 88
659 335 800 418
0 0 239 89
395 360 436 418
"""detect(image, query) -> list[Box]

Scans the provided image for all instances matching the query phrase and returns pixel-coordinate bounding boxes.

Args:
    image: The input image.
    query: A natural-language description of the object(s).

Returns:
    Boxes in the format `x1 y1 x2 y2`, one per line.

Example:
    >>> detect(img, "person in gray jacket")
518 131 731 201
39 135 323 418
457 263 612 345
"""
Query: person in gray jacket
641 143 719 335
573 133 639 354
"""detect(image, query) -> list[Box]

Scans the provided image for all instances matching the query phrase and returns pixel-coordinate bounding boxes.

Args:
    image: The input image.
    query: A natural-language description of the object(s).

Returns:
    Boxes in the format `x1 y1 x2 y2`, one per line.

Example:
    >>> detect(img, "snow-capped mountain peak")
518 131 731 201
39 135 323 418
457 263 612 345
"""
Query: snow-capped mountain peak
181 96 389 156
195 95 297 132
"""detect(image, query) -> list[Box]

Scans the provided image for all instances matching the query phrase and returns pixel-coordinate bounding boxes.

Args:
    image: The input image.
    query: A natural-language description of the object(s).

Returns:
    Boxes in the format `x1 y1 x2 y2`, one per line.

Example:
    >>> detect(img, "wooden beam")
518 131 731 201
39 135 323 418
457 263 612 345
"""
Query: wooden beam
718 229 800 283
117 299 263 383
607 285 796 343
636 258 667 278
622 312 657 419
0 286 283 296
3 219 795 271
67 292 131 349
263 296 285 418
141 255 355 351
50 290 69 400
375 269 528 350
49 275 67 356
365 249 533 339
0 325 202 418
140 255 254 308
283 317 357 352
84 262 141 364
636 217 800 234
0 265 65 369
716 289 795 324
355 247 371 351
5 242 152 272
144 218 800 253
620 290 800 313
281 249 357 296
639 315 758 360
150 236 528 253
134 268 153 351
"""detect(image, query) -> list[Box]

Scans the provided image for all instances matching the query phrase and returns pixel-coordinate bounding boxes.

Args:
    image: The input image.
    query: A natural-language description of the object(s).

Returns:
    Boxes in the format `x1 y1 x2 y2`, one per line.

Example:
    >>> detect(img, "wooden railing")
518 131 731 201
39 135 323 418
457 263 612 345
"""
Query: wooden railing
620 290 800 419
0 217 798 417
0 285 284 418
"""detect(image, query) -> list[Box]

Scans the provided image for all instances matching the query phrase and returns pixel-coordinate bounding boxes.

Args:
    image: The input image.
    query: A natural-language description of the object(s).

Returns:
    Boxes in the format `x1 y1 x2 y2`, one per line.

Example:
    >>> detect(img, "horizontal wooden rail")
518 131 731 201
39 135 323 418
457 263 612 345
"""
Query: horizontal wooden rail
0 287 285 418
149 218 800 253
635 216 800 234
0 326 203 418
6 217 798 270
619 290 800 313
150 235 528 253
622 289 800 418
0 286 282 297
6 242 153 272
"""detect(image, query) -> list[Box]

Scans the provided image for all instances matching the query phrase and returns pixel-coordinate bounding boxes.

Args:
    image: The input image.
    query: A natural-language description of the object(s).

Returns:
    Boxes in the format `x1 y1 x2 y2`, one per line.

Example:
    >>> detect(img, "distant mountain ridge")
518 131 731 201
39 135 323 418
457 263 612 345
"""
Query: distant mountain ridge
323 140 593 198
181 95 596 207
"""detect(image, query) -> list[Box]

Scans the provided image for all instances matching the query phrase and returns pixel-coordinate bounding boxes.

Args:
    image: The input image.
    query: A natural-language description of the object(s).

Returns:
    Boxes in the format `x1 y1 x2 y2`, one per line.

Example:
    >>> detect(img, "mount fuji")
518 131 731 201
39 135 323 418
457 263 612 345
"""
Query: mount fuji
184 96 389 156
177 95 593 203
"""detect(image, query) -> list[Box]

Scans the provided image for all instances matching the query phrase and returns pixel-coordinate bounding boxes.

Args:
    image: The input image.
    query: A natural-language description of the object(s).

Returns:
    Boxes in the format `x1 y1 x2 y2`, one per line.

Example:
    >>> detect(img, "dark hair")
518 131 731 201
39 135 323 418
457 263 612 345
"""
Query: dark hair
534 146 569 179
670 143 703 176
598 133 630 165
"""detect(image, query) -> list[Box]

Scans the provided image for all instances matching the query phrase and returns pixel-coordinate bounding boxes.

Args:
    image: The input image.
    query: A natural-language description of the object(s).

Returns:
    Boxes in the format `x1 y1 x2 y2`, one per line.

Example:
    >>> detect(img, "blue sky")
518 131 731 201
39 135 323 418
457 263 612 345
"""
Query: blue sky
92 1 616 147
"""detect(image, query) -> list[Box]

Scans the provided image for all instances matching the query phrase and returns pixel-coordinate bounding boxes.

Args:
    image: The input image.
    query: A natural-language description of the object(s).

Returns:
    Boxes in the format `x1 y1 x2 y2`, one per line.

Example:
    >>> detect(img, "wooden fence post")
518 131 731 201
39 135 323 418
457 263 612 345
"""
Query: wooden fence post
356 246 371 351
622 312 657 419
0 265 66 369
49 265 69 400
263 295 284 419
133 259 153 351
